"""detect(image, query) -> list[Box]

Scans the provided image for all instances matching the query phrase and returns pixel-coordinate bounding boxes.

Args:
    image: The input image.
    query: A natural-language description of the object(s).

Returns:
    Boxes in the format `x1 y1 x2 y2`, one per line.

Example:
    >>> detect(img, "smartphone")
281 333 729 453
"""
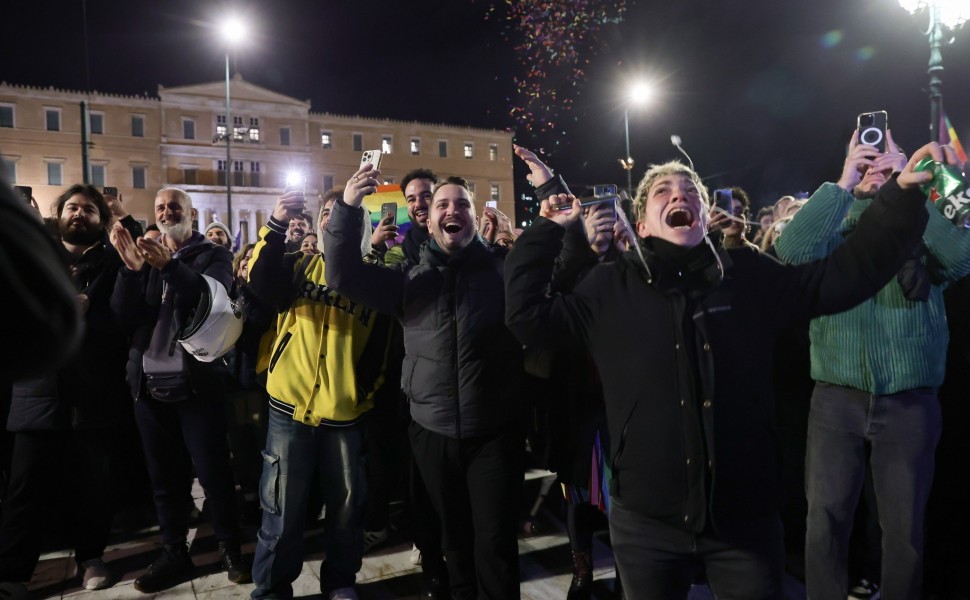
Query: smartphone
593 184 617 198
556 192 619 211
360 150 383 172
485 200 498 210
713 188 733 213
283 176 306 195
13 185 32 204
102 186 118 197
380 202 397 226
857 111 888 153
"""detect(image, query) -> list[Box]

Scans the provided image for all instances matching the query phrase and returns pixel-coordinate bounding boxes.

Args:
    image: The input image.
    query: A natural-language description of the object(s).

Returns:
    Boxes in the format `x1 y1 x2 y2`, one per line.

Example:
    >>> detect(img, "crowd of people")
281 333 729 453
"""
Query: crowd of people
0 120 968 600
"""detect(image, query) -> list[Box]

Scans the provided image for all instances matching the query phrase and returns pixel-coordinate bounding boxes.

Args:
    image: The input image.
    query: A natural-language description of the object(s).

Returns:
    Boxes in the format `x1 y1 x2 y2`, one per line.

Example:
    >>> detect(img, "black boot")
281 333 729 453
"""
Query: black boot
219 541 252 584
134 543 195 593
566 550 593 600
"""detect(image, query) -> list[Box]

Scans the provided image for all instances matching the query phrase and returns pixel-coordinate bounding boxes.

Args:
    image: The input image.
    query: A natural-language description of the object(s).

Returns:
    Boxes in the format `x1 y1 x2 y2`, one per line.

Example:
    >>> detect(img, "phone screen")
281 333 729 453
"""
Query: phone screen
381 202 397 226
14 186 31 204
485 200 498 210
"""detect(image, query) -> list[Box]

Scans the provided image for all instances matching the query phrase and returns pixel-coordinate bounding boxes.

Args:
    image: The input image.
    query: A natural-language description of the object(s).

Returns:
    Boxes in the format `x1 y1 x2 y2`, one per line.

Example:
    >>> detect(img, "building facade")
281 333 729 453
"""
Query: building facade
0 76 515 245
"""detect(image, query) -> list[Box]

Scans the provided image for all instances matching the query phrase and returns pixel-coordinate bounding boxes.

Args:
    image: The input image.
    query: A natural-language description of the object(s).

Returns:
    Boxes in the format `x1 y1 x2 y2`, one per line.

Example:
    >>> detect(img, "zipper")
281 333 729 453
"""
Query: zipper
269 331 292 373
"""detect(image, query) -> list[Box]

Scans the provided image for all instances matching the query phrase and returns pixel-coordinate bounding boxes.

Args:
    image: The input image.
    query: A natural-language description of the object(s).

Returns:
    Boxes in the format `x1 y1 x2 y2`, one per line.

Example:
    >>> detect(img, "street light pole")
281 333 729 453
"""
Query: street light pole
624 107 633 197
225 52 233 226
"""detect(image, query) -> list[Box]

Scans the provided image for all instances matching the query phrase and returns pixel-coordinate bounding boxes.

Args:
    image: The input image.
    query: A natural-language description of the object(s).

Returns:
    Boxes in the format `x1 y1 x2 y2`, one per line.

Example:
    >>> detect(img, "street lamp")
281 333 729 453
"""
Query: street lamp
218 17 247 228
897 0 968 142
620 81 655 197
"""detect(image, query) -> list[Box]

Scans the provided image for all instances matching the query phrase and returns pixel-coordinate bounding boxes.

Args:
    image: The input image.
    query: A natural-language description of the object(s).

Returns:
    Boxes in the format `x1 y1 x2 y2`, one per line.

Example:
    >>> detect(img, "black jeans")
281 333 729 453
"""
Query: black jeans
409 422 523 600
0 429 120 581
609 499 784 600
133 395 240 545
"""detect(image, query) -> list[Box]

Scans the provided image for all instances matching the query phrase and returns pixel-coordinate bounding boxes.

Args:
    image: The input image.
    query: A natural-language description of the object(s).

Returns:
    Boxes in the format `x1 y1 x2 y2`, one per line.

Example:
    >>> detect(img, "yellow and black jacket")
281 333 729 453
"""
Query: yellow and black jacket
248 217 392 426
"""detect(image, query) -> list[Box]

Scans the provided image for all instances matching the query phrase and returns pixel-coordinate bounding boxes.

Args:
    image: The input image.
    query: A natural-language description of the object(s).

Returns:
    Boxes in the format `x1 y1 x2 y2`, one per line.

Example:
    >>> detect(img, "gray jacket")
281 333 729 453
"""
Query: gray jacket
324 199 523 438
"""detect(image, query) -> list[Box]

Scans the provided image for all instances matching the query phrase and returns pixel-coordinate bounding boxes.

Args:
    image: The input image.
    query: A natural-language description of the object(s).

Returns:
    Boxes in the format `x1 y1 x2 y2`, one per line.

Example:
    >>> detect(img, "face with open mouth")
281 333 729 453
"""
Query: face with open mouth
405 178 433 230
429 183 477 253
636 174 708 247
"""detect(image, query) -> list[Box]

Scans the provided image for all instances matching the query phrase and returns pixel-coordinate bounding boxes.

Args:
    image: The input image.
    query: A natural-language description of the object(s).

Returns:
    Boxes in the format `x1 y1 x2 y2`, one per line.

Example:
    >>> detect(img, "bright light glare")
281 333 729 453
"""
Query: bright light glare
285 171 303 187
898 0 969 29
628 81 655 106
220 18 247 45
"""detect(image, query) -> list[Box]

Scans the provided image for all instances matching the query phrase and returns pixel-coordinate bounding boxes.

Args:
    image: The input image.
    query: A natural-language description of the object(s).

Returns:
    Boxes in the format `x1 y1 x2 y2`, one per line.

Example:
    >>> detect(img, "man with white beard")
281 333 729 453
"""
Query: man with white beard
110 187 250 593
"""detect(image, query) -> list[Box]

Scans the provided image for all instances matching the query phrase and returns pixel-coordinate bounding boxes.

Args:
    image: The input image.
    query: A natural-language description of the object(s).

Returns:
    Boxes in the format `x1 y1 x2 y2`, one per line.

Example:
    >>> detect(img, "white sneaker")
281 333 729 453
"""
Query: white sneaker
77 558 113 590
328 587 358 600
362 528 388 554
409 543 422 566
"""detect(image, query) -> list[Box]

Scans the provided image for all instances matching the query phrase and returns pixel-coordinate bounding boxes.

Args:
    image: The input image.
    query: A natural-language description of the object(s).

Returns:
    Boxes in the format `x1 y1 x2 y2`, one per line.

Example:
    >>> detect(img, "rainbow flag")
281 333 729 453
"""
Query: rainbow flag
362 184 411 241
940 110 969 165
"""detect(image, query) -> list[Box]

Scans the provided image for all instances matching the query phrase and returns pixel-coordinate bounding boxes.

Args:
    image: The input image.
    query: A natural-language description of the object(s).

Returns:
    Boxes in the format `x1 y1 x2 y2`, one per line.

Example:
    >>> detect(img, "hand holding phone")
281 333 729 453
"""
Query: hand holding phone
380 202 398 226
360 150 383 172
371 201 399 247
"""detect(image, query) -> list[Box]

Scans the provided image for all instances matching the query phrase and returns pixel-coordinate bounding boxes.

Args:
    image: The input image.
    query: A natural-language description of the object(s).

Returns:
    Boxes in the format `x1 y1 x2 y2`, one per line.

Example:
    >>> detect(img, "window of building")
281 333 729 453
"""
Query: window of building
490 184 500 202
0 105 13 128
438 140 448 158
464 143 474 159
352 133 363 152
47 162 63 186
132 166 147 189
0 156 16 182
183 167 198 185
183 118 196 140
216 115 227 138
280 127 291 146
45 108 61 132
384 176 395 184
233 116 245 141
468 181 476 194
489 144 498 161
321 131 333 149
249 117 260 143
410 138 420 155
250 162 261 187
381 135 392 154
90 164 106 187
131 115 145 137
217 159 227 186
322 174 334 193
233 160 244 186
89 112 104 135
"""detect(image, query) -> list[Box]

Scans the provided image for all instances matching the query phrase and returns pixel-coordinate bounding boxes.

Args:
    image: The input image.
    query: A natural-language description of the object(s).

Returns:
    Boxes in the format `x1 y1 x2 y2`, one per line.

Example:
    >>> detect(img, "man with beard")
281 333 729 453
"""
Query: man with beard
774 131 970 600
383 168 436 265
503 140 951 599
284 212 312 253
0 185 130 595
110 187 250 593
325 167 525 599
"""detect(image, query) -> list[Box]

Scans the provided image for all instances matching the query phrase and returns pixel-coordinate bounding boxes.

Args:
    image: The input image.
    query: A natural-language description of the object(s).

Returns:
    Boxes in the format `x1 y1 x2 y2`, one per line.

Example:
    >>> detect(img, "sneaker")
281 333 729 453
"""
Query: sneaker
219 541 252 584
133 543 194 593
328 587 358 600
76 558 113 590
362 528 388 554
848 578 880 600
0 582 27 600
410 543 422 566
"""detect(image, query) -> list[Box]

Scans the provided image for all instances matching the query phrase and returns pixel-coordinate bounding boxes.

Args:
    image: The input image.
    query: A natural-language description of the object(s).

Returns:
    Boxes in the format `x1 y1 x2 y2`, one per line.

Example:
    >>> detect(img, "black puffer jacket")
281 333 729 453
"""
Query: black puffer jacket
324 199 523 439
8 243 129 431
505 176 928 539
111 233 233 401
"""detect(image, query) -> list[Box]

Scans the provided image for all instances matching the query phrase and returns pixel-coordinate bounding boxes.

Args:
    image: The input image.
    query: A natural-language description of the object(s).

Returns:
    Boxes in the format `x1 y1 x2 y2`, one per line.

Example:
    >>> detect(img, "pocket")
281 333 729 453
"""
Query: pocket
258 450 281 514
268 332 292 374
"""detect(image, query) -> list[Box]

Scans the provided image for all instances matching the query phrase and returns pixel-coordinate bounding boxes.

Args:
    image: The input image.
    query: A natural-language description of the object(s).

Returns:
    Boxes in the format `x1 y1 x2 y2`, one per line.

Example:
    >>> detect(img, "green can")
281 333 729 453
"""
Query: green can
914 156 970 227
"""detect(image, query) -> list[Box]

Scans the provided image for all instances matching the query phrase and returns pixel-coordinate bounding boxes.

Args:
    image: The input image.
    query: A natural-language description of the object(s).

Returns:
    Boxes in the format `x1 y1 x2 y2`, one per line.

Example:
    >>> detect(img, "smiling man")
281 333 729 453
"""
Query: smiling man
324 166 525 600
383 168 437 266
504 144 948 599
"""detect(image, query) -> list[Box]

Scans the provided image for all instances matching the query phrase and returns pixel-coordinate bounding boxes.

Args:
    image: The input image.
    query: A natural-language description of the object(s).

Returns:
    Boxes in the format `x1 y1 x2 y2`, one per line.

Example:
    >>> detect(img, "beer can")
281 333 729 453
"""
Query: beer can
914 156 970 227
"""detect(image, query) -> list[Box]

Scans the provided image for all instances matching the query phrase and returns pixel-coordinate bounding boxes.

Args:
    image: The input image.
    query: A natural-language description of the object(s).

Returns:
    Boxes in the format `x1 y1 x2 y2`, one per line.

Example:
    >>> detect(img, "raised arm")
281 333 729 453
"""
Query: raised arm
248 191 308 309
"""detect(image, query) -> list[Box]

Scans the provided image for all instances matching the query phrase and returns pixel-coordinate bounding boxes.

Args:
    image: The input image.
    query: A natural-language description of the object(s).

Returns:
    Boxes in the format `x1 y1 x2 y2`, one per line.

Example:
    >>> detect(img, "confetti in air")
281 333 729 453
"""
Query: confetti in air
486 0 627 149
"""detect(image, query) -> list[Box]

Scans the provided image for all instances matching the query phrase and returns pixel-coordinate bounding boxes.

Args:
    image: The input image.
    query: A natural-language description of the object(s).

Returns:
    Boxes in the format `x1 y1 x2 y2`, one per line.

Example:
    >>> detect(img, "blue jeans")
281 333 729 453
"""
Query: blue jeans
804 383 941 600
251 409 366 599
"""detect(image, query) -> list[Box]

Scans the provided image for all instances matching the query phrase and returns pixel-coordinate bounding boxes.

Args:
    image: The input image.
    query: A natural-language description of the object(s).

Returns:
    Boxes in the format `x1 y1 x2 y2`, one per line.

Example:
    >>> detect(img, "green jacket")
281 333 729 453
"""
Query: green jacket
774 181 970 394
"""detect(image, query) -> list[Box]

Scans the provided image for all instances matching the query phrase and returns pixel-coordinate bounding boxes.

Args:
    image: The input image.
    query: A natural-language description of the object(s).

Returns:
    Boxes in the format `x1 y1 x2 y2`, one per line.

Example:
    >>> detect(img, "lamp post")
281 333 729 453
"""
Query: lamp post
897 0 968 142
219 18 246 227
619 81 654 197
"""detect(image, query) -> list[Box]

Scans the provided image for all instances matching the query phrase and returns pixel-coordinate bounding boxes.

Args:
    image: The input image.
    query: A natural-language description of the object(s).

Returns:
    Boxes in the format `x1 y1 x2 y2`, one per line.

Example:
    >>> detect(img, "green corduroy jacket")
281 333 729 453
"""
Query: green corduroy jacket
775 181 970 394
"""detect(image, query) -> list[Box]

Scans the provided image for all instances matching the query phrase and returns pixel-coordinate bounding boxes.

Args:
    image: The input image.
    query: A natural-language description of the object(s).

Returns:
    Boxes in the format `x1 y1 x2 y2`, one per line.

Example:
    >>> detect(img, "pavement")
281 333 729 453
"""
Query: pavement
23 471 808 599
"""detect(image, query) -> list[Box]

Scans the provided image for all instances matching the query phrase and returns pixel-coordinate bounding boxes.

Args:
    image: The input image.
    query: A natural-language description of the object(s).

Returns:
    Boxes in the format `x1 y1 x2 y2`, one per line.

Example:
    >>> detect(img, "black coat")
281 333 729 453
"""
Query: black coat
505 176 928 538
111 233 233 401
8 243 129 431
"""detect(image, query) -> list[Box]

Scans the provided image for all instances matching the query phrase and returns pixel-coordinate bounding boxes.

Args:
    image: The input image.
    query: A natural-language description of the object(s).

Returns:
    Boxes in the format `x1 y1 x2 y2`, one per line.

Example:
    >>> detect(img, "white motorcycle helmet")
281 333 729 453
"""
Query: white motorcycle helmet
179 274 244 362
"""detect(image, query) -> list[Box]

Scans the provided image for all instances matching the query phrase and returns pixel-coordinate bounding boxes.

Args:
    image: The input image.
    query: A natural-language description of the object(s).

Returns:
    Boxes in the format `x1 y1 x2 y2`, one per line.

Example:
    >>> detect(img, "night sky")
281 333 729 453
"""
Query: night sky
3 0 969 211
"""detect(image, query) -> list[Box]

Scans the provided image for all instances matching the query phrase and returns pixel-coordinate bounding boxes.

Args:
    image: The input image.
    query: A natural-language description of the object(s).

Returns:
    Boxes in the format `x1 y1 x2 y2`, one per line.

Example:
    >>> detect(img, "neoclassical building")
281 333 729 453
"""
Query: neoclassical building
0 76 515 245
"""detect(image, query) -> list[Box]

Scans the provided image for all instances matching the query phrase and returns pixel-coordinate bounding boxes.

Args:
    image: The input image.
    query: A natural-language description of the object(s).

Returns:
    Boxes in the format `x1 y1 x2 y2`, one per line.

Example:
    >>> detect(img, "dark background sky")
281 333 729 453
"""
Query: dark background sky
3 0 969 213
